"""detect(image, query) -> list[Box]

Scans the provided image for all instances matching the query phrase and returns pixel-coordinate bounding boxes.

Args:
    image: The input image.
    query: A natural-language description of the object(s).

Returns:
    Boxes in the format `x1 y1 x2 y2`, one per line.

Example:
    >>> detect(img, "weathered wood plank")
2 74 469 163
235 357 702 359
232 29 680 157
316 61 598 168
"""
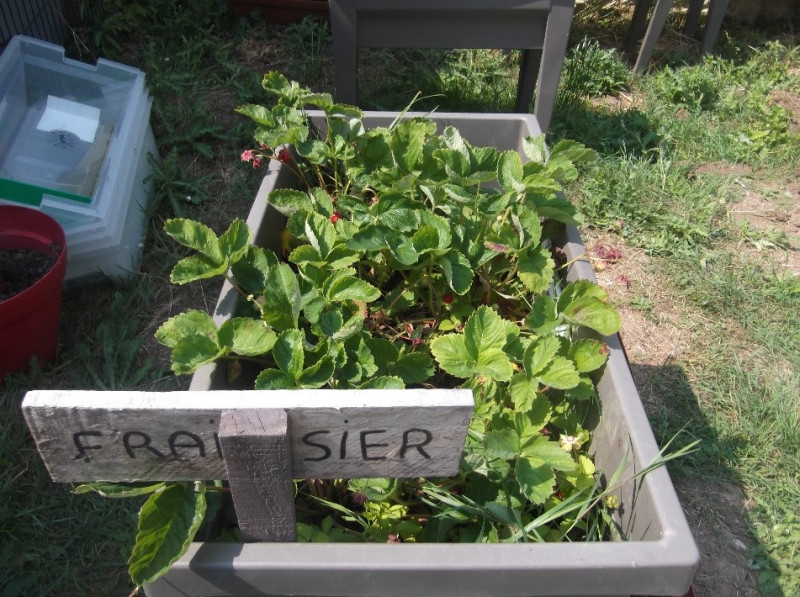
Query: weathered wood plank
21 389 473 482
219 409 296 542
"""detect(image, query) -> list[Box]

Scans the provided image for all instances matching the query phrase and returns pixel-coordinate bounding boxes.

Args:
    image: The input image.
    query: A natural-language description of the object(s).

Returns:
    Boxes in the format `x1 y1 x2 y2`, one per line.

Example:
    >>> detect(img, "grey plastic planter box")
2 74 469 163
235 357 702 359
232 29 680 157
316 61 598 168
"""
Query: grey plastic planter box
145 112 698 597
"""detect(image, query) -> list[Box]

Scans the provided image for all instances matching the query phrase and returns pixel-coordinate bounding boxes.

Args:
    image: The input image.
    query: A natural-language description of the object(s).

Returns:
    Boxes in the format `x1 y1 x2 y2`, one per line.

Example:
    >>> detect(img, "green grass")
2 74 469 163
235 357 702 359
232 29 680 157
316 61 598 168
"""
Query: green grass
2 0 799 594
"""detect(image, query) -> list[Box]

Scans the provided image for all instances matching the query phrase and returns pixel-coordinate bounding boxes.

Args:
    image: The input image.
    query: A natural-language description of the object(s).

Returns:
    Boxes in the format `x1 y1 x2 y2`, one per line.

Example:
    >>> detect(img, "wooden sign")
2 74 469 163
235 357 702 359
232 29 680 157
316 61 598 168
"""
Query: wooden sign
22 389 473 483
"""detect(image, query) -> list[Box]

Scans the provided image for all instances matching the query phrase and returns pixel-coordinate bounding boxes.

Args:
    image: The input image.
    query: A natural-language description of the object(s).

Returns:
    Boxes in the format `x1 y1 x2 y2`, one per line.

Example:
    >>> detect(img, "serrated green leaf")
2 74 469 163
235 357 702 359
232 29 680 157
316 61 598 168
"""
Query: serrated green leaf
261 263 301 331
318 309 344 338
524 295 562 335
235 103 275 127
508 373 540 411
430 334 474 379
522 135 548 164
525 193 582 226
464 306 511 356
73 482 166 498
218 318 276 356
324 245 361 269
568 339 609 373
373 205 419 232
358 376 405 389
516 397 551 437
218 219 250 264
386 235 418 266
561 297 622 336
164 219 223 263
538 356 581 390
155 310 217 349
517 245 555 294
475 348 515 382
231 246 280 294
304 212 337 259
299 356 335 388
289 244 323 265
269 189 313 217
521 436 576 472
515 459 555 505
497 150 524 193
347 225 388 252
325 275 381 303
391 352 435 385
273 329 305 379
170 255 228 284
412 226 442 254
391 119 434 171
171 334 221 374
484 429 520 459
128 483 206 585
557 280 608 312
255 368 294 389
524 336 561 377
363 337 400 362
436 250 473 295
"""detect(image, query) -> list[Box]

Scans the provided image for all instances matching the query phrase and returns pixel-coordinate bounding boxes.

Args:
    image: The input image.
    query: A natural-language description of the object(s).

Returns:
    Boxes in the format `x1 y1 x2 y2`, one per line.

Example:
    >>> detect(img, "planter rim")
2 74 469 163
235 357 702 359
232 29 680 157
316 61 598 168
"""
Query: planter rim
0 205 67 310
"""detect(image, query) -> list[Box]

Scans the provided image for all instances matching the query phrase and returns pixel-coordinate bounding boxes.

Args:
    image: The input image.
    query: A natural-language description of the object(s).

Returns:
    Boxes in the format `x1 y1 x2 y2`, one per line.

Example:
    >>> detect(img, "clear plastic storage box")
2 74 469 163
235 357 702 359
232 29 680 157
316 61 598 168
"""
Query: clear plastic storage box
0 35 157 281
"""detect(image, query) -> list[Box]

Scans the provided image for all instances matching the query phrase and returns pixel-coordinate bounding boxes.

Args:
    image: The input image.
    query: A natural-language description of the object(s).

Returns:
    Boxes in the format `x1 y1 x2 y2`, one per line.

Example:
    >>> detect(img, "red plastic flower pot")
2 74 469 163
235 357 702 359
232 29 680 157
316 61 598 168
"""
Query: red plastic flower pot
0 206 67 380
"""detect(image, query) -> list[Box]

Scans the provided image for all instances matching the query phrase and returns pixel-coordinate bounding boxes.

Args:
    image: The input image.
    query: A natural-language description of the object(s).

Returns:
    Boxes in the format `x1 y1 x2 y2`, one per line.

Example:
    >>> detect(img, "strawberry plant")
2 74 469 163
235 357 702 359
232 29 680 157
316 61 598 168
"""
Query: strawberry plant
82 72 626 587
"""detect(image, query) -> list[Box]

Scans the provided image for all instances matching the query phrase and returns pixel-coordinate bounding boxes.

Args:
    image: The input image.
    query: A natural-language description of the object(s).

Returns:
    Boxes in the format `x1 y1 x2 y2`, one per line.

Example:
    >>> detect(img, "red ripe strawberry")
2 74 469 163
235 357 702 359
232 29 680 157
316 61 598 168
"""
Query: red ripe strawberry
277 148 292 163
330 212 340 223
443 293 453 304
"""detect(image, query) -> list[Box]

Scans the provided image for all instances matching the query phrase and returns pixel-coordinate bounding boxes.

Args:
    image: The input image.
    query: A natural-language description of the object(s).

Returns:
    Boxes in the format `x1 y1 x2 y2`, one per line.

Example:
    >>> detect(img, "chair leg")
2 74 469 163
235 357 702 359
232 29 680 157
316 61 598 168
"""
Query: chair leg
532 0 574 133
633 0 674 73
516 49 542 113
700 0 729 54
625 0 655 54
685 0 703 37
330 0 359 105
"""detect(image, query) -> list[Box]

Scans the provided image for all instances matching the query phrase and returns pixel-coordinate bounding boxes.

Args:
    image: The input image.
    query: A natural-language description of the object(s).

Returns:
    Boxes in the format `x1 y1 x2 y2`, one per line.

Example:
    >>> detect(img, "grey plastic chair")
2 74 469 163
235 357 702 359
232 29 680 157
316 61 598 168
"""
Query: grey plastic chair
626 0 730 72
328 0 575 133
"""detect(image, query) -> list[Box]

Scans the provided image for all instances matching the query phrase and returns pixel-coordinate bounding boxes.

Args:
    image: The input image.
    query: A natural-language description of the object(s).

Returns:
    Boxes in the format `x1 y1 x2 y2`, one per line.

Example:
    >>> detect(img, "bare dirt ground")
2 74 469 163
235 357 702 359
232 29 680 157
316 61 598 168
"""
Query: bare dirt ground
583 229 764 596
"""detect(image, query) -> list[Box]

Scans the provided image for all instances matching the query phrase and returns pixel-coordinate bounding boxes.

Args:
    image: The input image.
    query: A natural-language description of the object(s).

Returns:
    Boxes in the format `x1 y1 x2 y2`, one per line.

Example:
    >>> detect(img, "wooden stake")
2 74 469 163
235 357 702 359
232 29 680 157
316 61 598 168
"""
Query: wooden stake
218 409 296 542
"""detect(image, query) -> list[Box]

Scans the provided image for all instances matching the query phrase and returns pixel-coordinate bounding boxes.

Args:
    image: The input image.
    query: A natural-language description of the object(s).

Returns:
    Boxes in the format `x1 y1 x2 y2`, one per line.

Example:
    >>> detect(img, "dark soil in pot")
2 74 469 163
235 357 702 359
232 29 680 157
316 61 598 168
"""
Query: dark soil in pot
0 246 60 301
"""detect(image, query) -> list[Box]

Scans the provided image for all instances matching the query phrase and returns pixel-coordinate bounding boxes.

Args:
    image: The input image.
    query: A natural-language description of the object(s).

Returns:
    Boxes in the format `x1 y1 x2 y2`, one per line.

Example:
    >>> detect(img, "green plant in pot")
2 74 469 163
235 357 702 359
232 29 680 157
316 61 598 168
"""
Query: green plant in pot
82 73 643 586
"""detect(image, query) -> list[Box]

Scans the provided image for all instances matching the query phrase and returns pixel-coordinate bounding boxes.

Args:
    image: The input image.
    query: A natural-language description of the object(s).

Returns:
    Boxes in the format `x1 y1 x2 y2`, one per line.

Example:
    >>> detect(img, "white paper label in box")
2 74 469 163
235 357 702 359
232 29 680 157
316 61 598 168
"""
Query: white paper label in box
36 96 100 143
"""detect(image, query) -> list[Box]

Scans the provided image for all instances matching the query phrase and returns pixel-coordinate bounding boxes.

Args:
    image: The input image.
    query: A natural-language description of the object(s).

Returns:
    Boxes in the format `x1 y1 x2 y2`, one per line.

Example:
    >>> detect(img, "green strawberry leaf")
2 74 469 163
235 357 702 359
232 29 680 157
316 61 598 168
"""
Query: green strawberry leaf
515 458 555 505
358 376 405 390
497 150 525 193
255 368 294 389
171 334 221 374
273 329 305 380
269 189 313 217
521 436 576 472
484 428 520 460
170 255 227 284
568 339 609 373
429 335 474 379
218 219 250 265
561 297 622 336
517 245 555 294
164 219 222 263
155 310 217 349
261 263 301 331
128 483 206 586
218 318 276 357
538 356 581 390
436 250 474 295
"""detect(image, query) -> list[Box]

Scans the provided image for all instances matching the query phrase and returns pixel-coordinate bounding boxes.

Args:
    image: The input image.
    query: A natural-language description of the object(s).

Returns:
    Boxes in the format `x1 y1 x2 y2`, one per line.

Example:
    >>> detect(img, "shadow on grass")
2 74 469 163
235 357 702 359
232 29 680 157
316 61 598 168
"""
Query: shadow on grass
0 374 138 596
550 98 662 159
628 362 779 597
